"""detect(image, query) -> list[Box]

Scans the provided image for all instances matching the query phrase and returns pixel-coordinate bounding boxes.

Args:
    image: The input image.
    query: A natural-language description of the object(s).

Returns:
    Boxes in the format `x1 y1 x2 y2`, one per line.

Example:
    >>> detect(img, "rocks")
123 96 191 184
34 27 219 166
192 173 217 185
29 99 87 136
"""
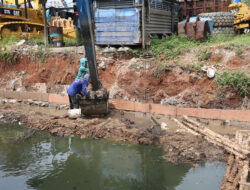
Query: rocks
161 97 179 106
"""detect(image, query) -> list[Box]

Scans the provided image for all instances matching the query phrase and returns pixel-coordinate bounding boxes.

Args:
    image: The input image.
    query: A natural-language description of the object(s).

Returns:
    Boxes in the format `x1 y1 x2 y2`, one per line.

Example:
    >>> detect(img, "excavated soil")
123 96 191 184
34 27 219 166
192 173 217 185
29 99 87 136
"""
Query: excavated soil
0 45 249 109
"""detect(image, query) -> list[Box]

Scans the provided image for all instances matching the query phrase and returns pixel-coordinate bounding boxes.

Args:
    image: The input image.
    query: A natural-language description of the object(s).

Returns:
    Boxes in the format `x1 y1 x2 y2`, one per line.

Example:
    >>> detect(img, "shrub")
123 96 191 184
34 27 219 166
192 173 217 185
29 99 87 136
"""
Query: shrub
216 71 250 97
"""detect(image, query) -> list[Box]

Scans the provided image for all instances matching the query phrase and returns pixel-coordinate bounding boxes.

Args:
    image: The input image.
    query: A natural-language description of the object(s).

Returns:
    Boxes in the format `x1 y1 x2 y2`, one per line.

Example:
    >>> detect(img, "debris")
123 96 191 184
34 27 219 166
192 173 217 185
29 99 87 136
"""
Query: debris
103 47 116 53
16 40 26 46
201 66 216 78
117 47 129 52
68 109 81 118
161 122 168 130
99 61 106 70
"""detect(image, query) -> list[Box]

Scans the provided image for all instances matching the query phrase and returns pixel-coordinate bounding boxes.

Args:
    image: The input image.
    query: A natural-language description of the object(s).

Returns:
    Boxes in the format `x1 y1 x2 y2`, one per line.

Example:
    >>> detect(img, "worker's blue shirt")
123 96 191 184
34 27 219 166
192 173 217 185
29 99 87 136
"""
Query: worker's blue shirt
67 79 88 96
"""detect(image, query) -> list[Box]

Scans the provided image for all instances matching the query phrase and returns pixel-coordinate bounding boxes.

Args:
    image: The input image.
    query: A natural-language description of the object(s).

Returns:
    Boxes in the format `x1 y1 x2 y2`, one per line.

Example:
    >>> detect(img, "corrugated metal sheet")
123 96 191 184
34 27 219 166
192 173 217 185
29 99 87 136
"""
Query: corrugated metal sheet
95 8 141 45
94 0 178 46
96 0 138 8
145 0 179 35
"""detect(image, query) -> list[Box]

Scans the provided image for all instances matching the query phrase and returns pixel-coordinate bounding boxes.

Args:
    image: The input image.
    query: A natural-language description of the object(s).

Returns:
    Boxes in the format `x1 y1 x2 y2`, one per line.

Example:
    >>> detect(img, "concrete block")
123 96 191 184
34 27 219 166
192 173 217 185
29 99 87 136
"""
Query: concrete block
134 102 149 113
19 91 31 100
149 104 176 116
221 110 250 122
39 93 49 102
49 93 69 104
0 89 5 98
109 99 135 111
4 91 20 99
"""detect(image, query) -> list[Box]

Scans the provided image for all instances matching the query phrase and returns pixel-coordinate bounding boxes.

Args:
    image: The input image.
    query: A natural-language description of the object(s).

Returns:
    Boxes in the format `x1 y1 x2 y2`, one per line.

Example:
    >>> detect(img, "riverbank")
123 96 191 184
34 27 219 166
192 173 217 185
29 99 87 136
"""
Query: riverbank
0 101 229 164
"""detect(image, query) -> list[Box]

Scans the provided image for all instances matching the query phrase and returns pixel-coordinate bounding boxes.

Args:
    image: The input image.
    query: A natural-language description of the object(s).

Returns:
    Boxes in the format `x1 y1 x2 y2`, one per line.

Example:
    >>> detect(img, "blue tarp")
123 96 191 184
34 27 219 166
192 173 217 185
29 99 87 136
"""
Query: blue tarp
94 8 141 45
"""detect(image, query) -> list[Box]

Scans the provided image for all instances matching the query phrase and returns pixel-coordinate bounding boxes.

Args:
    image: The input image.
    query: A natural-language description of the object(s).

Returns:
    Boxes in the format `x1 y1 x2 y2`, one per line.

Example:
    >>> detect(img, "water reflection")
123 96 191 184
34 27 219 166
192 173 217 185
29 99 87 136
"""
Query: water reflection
0 123 226 190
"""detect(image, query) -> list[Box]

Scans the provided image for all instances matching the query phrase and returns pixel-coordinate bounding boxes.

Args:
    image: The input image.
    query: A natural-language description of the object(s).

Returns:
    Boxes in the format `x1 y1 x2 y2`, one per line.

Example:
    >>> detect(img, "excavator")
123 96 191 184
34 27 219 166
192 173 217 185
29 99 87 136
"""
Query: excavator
75 0 109 116
0 0 44 38
229 2 250 33
0 0 76 39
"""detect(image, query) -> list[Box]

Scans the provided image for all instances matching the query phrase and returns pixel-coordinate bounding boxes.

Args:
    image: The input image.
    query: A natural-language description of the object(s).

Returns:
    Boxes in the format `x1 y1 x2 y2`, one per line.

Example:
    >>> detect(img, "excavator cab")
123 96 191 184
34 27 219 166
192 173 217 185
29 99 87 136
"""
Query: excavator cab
75 0 109 116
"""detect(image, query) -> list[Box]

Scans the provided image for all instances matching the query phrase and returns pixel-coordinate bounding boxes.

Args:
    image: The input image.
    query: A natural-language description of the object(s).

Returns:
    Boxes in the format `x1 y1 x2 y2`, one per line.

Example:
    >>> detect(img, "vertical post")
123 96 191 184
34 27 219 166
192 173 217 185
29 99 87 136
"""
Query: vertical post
142 0 145 49
213 0 215 12
15 0 19 7
184 0 187 17
203 0 205 13
24 0 28 18
41 0 48 47
171 0 174 33
194 0 197 15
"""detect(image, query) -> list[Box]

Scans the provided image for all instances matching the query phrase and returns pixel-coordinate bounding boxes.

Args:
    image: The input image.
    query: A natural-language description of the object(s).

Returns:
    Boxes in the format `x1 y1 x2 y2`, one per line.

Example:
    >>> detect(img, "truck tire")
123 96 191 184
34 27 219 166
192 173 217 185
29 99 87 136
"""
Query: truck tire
213 27 235 35
199 12 234 27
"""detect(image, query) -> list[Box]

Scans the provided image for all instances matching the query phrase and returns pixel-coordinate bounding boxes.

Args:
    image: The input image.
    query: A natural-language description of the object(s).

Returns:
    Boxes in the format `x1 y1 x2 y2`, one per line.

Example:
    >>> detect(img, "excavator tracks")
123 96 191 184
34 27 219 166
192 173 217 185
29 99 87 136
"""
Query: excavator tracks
0 21 44 39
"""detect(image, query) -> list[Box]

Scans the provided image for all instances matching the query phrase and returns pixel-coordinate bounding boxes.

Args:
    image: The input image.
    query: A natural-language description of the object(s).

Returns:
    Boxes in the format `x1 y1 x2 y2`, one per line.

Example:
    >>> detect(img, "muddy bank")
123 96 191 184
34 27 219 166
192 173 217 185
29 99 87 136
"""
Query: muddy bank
0 102 227 164
0 46 249 109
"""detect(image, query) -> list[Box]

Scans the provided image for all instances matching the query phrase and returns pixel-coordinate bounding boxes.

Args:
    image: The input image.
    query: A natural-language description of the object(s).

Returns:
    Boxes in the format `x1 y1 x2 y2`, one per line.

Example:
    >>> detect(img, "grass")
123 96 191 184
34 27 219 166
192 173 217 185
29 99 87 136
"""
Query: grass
216 71 250 97
235 48 243 58
150 35 200 58
26 37 44 45
0 49 20 64
64 38 78 46
0 36 20 46
189 62 205 70
150 33 250 57
0 35 79 47
197 49 212 61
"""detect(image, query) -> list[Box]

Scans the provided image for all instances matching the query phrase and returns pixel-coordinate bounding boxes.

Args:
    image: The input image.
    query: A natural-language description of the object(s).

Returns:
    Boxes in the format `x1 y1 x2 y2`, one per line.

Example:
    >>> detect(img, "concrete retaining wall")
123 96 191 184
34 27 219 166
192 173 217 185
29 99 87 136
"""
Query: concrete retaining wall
0 90 250 122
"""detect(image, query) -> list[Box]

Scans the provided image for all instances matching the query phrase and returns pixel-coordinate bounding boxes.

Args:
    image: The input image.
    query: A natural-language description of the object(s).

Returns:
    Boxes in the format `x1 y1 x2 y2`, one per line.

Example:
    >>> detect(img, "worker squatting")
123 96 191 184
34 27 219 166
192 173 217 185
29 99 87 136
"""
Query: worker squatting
67 58 90 109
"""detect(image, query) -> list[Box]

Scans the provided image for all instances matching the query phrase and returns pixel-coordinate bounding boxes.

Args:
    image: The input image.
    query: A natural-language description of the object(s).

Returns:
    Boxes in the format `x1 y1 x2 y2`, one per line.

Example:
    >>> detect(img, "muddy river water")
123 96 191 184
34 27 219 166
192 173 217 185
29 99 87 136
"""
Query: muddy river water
0 123 226 190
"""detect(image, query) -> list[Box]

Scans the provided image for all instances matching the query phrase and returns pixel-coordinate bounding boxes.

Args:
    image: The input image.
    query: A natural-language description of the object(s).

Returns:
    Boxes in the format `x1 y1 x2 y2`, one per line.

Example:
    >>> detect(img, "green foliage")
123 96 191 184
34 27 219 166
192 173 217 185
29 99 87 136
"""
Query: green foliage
26 37 44 45
216 71 250 97
197 49 212 61
235 48 243 57
150 33 250 58
64 38 78 46
189 62 205 70
154 60 168 79
0 36 20 46
0 49 19 64
27 47 49 63
128 48 143 58
206 33 250 46
150 35 200 58
242 0 250 4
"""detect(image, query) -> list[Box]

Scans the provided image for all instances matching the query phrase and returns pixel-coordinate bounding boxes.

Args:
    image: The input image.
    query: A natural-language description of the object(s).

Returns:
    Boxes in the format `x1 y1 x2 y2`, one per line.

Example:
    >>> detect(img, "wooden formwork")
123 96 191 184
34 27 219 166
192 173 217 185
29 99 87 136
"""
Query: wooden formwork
173 116 250 190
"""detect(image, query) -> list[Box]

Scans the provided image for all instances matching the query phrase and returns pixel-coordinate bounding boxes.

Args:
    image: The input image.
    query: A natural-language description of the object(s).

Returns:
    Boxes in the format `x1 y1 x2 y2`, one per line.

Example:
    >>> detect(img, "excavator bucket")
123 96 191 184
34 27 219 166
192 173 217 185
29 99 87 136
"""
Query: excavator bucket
76 88 109 116
178 16 211 42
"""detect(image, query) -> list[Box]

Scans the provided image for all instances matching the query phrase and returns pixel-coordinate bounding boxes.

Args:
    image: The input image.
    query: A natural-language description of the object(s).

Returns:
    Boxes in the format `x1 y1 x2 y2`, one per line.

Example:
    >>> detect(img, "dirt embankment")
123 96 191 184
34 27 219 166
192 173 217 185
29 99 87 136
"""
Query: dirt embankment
0 45 249 109
0 101 227 164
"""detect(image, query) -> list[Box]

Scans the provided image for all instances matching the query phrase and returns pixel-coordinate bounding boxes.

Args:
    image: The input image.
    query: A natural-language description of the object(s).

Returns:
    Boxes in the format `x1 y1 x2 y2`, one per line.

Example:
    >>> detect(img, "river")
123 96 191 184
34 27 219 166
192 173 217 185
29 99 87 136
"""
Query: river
0 123 226 190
